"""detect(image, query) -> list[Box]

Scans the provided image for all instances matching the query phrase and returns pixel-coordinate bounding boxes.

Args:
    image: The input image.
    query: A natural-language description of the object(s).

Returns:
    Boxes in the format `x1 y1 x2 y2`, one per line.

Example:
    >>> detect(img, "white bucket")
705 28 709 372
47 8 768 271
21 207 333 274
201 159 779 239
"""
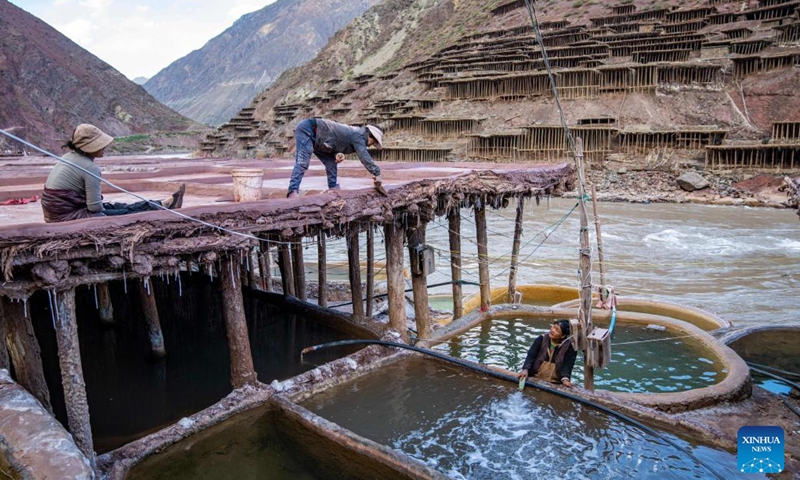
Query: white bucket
231 168 264 202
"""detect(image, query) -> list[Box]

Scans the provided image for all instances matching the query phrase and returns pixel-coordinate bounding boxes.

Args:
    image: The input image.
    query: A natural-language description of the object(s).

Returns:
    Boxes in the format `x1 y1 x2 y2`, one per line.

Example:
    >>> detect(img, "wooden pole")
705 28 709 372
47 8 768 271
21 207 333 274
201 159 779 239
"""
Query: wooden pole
407 221 431 340
248 247 263 291
96 283 114 324
366 227 375 318
347 228 365 319
591 184 607 287
317 232 328 308
575 137 595 390
384 222 407 342
219 256 257 388
474 200 491 310
1 297 51 412
53 288 95 468
278 243 295 296
291 240 307 301
508 196 525 303
260 241 273 293
136 277 166 358
448 209 464 319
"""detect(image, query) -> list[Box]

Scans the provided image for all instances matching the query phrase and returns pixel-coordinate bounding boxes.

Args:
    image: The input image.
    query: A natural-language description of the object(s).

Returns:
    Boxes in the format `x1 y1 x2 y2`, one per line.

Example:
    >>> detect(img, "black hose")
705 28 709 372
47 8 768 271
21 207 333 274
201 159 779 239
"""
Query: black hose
747 364 800 393
747 362 800 380
302 339 726 480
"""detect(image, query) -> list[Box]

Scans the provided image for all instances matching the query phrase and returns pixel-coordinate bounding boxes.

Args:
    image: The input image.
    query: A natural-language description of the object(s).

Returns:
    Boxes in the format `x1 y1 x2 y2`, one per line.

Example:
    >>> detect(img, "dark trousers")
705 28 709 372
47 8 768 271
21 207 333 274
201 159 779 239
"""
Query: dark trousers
102 200 161 216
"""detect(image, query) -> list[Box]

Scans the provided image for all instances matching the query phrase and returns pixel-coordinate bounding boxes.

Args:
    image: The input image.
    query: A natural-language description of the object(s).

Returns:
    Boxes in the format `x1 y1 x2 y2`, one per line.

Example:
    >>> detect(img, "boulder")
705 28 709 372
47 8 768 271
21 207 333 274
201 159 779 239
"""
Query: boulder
677 172 710 192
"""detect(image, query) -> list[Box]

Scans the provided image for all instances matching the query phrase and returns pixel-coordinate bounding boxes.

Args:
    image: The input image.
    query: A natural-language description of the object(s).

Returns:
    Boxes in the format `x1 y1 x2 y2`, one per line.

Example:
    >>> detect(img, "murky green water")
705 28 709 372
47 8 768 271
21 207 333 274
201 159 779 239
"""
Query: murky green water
126 407 321 480
303 357 749 479
30 276 361 453
433 316 724 393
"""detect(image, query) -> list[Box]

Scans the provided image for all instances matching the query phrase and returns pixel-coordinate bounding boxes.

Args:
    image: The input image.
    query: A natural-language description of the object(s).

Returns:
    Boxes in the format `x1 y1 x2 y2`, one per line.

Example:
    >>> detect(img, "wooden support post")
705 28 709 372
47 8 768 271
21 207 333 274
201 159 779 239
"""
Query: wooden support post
474 200 491 311
1 297 51 412
591 185 607 287
448 209 464 319
575 138 595 391
53 288 95 468
260 241 272 293
219 256 257 388
136 277 166 358
384 223 407 342
508 197 525 303
291 240 307 302
96 283 114 324
407 221 431 340
248 247 262 291
366 227 375 318
278 243 295 296
347 228 365 319
317 233 328 308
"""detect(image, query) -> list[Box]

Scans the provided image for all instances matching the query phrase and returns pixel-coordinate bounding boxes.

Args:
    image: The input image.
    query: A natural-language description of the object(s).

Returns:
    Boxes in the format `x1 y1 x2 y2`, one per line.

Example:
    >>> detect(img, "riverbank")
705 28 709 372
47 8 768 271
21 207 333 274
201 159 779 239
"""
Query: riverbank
572 168 798 211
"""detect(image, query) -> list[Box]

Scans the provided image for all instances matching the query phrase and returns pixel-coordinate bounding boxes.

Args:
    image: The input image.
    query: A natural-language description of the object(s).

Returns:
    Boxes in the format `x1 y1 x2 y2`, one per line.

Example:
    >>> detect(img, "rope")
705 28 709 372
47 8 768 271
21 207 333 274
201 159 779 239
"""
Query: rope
0 128 299 248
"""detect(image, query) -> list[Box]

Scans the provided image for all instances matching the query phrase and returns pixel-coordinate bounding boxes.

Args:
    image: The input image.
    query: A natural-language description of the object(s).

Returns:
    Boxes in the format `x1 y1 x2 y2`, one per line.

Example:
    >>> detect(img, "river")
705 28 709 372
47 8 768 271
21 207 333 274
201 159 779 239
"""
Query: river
407 198 800 328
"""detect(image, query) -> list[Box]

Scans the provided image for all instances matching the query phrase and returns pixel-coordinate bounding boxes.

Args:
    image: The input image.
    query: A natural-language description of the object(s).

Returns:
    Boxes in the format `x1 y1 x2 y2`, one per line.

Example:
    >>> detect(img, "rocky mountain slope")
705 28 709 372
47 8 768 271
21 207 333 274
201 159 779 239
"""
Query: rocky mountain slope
144 0 381 127
202 0 799 207
0 0 200 154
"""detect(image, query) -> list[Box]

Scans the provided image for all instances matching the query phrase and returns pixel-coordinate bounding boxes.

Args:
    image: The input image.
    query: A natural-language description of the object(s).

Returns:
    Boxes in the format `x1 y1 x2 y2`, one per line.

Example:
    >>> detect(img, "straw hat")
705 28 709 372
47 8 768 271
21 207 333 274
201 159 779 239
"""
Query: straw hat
366 125 383 149
72 124 113 153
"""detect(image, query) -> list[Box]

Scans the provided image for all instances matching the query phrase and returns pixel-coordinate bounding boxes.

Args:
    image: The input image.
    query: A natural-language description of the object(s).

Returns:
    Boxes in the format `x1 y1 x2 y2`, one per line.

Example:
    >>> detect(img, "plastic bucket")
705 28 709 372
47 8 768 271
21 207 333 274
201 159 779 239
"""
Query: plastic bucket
231 168 264 202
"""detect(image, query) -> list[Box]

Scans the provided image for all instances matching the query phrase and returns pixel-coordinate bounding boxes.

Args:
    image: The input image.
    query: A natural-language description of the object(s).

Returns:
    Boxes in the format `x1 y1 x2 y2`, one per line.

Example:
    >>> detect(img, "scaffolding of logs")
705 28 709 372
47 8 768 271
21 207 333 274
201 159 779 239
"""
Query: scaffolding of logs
418 118 485 139
368 146 454 162
705 144 800 170
732 51 800 79
466 130 525 161
772 121 800 142
618 128 728 153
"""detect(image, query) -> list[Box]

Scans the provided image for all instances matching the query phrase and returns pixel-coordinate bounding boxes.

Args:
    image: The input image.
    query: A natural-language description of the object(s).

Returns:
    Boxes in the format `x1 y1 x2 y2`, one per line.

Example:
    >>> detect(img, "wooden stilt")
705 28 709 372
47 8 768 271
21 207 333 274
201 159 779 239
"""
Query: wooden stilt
347 228 365 319
278 243 295 296
448 209 464 319
384 223 407 342
248 247 263 292
407 222 431 340
260 241 272 293
591 185 607 287
53 288 95 468
366 227 375 318
575 138 595 391
508 197 525 303
136 277 166 358
474 200 491 310
317 233 328 308
291 240 307 301
1 297 51 412
96 283 114 324
219 256 257 388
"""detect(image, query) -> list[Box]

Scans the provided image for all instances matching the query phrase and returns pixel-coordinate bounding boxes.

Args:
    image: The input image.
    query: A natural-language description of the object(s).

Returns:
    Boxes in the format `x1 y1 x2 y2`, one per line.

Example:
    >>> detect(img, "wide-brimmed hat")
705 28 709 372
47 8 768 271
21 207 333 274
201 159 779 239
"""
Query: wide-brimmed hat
72 124 113 153
366 125 383 149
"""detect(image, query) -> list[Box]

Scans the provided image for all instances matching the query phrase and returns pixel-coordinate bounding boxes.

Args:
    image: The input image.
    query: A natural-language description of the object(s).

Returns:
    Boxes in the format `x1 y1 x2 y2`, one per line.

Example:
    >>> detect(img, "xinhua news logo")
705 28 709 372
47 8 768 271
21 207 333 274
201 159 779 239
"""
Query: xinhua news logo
737 426 784 474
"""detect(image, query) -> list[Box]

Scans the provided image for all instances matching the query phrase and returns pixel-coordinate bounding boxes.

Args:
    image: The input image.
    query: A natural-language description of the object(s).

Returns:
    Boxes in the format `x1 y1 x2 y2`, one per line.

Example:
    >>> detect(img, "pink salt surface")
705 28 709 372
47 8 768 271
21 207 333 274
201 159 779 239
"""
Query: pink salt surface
0 154 559 228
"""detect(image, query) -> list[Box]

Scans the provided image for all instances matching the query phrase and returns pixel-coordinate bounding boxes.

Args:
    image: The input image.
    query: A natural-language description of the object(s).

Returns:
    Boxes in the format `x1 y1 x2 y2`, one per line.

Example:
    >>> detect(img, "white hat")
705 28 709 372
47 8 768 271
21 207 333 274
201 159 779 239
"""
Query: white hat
366 125 383 149
72 124 113 153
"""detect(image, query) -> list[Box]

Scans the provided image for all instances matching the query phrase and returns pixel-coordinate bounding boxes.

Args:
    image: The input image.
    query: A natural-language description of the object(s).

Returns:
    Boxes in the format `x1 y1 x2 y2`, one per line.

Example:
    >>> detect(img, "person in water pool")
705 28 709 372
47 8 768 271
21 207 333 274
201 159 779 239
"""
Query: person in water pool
517 319 577 387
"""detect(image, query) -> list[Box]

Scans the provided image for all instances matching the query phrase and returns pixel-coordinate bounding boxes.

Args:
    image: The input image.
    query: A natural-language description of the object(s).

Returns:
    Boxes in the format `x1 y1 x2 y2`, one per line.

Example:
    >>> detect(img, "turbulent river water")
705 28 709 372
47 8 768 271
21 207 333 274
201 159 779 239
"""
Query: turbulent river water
413 198 800 328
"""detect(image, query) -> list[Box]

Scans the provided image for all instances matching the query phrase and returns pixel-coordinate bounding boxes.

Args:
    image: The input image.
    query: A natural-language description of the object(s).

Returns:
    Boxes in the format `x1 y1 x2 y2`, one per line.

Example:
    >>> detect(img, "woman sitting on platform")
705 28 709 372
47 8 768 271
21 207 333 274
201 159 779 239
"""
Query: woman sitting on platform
41 124 185 223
